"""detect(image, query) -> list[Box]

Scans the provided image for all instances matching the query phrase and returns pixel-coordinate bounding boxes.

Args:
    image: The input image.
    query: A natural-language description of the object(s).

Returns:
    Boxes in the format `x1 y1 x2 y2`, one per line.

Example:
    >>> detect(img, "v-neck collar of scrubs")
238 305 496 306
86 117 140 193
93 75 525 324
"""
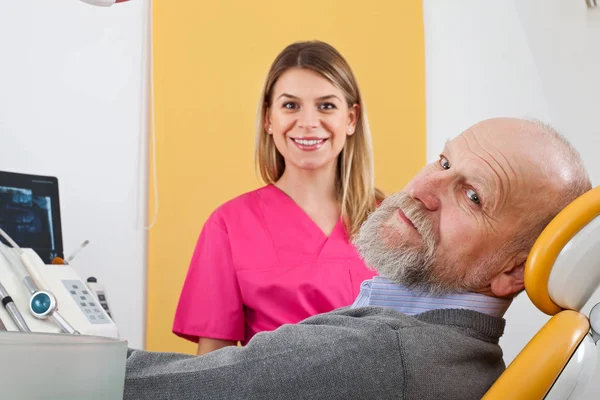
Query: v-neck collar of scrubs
259 185 348 259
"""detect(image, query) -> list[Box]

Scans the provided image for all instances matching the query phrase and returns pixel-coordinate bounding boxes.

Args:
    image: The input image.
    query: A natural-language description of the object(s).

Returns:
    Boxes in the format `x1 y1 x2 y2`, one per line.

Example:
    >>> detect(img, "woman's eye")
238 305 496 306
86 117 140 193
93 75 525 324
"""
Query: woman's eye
319 103 336 110
439 156 450 170
283 102 298 110
467 188 481 205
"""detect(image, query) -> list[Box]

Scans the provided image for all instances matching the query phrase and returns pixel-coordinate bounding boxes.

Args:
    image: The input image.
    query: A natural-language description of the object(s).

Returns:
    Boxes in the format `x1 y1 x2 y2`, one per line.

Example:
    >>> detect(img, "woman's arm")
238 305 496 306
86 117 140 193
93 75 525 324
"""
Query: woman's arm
197 338 237 355
173 212 245 353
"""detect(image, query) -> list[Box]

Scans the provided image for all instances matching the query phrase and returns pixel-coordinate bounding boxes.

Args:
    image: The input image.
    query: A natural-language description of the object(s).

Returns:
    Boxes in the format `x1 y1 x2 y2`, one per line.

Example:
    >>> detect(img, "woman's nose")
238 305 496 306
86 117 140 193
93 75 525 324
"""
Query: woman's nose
297 108 319 131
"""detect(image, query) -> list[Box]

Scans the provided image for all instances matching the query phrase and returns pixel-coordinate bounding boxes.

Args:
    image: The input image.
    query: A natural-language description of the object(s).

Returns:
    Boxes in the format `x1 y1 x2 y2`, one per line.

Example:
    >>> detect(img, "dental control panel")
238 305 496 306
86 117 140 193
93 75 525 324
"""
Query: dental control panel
63 280 112 325
0 246 119 338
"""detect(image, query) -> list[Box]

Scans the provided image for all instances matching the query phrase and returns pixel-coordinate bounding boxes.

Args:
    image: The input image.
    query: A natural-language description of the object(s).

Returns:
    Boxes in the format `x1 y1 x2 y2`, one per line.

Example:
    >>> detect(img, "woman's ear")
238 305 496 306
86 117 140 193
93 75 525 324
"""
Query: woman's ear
347 104 360 136
264 108 272 135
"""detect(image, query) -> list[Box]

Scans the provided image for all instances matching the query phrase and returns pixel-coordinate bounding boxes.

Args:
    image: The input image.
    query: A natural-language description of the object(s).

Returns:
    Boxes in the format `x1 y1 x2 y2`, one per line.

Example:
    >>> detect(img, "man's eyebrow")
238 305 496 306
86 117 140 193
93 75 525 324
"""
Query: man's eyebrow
444 139 495 198
441 140 451 155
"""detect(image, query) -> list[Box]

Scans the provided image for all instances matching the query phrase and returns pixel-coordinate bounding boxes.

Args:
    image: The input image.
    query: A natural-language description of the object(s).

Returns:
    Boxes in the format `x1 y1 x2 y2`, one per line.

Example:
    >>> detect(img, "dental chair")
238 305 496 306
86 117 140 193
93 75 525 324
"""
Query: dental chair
483 186 600 399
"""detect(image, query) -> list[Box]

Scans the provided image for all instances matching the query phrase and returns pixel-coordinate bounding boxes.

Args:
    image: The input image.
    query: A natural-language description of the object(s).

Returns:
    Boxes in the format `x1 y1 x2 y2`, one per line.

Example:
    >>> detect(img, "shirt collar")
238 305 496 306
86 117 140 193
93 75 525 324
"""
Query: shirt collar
351 276 511 318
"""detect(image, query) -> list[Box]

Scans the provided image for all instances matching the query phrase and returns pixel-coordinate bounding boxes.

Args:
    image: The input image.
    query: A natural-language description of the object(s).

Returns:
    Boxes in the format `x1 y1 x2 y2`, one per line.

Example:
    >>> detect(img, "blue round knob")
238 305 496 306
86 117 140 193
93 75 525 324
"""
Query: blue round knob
31 292 52 315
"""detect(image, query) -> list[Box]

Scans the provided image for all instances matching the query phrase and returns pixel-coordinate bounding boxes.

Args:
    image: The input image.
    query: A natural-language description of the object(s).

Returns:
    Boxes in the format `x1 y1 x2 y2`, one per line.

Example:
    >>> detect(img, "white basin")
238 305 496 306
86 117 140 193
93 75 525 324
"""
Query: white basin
0 331 127 399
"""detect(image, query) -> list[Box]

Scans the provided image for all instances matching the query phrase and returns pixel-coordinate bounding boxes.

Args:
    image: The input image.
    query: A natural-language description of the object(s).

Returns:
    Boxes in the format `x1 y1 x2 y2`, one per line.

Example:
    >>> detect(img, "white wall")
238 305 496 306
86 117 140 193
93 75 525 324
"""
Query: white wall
0 0 150 349
424 0 600 396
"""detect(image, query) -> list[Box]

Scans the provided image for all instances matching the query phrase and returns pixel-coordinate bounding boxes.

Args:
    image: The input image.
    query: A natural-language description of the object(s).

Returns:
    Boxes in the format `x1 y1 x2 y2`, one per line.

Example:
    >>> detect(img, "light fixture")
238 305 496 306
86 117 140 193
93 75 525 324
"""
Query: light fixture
79 0 130 6
587 0 598 8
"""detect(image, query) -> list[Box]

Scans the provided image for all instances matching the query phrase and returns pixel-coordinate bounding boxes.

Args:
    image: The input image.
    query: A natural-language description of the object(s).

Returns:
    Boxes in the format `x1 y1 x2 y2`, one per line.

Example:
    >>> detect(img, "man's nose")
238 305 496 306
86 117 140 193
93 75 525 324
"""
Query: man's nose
297 108 319 131
408 172 445 211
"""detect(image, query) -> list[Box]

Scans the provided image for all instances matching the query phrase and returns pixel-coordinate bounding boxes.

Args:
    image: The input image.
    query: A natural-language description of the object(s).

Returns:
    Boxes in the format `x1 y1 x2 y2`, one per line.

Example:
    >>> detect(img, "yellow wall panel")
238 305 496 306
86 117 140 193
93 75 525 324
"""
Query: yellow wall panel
148 0 426 353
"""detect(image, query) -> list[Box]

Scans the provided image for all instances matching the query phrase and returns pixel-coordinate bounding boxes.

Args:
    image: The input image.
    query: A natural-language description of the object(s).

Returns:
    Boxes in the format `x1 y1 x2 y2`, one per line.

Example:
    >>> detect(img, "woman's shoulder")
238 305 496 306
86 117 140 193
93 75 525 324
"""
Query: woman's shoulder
218 185 273 210
208 185 274 223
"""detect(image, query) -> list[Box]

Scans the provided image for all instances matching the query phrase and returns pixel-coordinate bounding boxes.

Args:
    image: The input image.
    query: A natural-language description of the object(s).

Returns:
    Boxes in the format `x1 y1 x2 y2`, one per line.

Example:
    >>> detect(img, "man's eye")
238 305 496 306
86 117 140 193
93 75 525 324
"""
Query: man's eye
439 156 450 170
319 103 336 110
467 188 481 205
283 102 298 109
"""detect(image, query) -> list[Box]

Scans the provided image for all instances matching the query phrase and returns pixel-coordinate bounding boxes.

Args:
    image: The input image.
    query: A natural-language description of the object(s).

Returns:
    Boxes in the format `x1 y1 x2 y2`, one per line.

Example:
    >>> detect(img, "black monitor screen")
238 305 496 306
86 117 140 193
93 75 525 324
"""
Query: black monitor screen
0 171 64 264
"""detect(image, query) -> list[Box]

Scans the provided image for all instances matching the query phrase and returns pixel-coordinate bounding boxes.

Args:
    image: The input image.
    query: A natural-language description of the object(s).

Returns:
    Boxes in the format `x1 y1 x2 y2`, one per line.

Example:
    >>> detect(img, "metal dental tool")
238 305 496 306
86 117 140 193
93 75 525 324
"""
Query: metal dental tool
0 227 78 335
0 280 30 332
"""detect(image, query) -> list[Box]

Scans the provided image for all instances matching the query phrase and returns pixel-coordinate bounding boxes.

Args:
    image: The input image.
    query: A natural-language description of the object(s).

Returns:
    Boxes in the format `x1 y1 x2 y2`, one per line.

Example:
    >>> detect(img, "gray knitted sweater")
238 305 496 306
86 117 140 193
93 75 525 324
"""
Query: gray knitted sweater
125 307 505 399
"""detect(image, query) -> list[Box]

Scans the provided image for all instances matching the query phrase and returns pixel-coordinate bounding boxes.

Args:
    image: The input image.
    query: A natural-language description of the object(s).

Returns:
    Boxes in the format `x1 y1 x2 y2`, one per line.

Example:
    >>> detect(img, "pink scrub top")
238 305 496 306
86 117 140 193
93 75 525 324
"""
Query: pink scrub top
173 185 376 344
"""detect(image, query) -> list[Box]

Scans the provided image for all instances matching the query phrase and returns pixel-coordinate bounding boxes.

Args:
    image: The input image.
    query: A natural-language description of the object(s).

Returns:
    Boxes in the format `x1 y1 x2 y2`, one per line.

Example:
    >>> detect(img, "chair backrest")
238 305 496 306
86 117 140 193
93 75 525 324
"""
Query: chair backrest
483 186 600 400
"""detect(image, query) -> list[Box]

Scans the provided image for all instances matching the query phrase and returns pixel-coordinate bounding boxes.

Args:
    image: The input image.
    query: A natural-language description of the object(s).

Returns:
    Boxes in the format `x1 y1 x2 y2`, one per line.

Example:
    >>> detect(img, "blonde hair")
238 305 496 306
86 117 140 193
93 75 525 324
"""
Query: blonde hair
255 40 384 238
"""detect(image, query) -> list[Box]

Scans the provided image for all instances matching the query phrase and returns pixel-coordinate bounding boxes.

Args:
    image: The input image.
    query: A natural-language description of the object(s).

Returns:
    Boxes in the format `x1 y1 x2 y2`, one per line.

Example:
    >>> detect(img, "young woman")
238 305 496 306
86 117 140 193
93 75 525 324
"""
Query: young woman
173 41 384 355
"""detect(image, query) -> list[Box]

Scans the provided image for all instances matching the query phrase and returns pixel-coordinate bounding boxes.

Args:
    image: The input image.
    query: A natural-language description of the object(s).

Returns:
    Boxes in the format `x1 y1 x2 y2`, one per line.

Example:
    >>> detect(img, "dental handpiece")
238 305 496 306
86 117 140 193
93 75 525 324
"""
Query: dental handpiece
0 281 31 332
0 227 79 335
26 279 79 335
52 311 79 335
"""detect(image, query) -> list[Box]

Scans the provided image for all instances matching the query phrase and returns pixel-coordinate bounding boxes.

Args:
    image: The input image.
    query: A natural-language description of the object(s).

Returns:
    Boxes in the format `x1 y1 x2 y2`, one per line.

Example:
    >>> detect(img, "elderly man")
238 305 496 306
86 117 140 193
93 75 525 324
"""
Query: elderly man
125 118 591 400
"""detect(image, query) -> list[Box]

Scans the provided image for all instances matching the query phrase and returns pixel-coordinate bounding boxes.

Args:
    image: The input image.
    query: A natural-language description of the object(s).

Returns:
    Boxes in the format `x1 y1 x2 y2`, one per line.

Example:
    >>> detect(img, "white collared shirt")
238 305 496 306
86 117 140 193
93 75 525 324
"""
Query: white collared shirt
351 276 511 318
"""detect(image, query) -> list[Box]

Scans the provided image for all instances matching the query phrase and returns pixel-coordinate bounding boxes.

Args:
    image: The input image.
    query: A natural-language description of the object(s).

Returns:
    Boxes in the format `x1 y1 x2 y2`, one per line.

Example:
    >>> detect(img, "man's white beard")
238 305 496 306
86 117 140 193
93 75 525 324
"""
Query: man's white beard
353 191 475 295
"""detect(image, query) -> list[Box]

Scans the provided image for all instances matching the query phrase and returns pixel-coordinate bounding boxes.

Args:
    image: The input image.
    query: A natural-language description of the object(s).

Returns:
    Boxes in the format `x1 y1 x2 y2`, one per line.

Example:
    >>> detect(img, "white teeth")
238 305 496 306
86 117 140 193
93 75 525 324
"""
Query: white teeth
294 139 325 146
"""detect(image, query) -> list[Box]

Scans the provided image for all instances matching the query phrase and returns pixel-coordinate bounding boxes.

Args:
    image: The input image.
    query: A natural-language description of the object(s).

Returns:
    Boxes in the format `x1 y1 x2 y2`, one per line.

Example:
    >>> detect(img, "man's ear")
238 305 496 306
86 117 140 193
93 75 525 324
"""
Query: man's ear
489 252 527 298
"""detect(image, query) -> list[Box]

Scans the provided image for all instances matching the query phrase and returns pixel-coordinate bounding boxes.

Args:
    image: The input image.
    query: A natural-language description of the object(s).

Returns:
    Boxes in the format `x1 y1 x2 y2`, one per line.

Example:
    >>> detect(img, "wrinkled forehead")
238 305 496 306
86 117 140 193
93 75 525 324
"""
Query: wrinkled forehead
445 129 554 214
447 127 545 175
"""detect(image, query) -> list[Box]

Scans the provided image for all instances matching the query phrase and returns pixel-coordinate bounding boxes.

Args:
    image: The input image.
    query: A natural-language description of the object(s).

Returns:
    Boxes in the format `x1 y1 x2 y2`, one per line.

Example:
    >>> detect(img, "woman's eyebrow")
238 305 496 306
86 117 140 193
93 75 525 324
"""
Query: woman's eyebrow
276 93 341 101
277 93 299 100
316 95 342 102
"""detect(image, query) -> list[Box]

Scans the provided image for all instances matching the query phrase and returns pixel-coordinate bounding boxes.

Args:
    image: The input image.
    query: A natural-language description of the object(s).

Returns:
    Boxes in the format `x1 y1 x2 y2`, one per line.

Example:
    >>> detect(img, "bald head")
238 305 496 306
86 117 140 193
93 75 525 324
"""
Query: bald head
467 117 590 205
522 118 590 207
465 118 591 252
354 117 591 298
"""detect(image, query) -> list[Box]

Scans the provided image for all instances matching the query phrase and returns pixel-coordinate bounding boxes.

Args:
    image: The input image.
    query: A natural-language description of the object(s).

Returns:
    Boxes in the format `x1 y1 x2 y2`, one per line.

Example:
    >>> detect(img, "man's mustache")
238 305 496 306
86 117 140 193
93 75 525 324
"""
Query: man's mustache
378 192 437 246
